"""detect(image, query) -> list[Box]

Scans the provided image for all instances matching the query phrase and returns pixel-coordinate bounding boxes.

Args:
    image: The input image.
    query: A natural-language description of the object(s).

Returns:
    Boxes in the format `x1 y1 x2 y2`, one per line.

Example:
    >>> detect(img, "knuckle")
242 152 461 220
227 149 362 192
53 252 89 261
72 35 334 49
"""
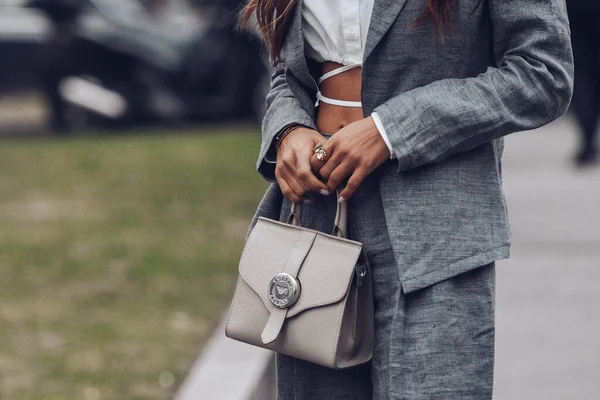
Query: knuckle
346 180 358 191
362 162 373 171
290 182 304 195
362 158 376 169
304 177 316 187
297 169 310 181
347 153 359 164
278 147 289 159
282 158 293 169
337 148 348 157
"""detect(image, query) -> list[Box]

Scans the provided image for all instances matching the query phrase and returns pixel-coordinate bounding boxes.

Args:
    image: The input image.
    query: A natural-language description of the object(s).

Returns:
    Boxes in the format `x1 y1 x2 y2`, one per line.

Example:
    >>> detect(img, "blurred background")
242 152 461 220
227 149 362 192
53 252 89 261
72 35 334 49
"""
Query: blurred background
0 0 598 399
0 0 271 399
0 0 270 133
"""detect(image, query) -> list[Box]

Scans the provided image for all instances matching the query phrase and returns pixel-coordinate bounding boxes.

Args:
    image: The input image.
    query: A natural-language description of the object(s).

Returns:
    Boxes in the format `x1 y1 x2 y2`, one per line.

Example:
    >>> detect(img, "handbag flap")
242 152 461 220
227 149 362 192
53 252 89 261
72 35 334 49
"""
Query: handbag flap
239 217 363 318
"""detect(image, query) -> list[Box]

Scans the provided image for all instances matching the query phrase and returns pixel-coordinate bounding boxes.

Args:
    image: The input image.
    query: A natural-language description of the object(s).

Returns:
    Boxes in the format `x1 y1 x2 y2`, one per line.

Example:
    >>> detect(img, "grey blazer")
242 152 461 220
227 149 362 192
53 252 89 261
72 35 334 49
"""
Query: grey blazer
253 0 574 293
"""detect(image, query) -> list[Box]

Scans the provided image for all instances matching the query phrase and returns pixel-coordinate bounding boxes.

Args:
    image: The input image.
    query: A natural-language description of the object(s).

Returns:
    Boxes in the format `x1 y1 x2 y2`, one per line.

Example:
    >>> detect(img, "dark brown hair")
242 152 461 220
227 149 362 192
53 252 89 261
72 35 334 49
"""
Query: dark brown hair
239 0 457 63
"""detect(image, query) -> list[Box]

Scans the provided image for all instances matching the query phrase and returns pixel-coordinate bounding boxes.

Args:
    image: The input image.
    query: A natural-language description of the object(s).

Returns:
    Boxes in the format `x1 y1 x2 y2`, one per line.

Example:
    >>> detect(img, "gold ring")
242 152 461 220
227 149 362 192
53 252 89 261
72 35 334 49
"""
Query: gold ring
314 143 328 161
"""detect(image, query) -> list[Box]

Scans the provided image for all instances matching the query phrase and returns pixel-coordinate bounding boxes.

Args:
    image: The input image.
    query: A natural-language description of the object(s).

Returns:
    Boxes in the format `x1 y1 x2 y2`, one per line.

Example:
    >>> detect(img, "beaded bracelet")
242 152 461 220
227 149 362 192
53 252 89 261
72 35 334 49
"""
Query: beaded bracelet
274 123 306 152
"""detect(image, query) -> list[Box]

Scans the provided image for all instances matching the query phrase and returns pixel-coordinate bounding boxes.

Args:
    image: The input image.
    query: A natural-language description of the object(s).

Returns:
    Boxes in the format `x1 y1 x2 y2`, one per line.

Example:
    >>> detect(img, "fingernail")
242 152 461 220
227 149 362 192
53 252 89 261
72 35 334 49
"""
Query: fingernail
338 196 345 203
320 189 330 196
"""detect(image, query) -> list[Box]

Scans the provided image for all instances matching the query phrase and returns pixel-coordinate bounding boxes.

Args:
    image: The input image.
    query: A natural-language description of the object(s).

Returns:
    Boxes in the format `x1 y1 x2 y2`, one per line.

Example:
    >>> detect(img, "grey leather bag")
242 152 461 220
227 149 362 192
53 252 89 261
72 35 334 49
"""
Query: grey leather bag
225 199 374 369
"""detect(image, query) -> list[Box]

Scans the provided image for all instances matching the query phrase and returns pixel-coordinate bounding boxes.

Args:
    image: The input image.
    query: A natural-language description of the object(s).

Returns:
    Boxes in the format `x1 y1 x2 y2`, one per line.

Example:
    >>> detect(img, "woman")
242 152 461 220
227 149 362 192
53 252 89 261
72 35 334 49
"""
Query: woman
567 0 600 166
240 0 573 398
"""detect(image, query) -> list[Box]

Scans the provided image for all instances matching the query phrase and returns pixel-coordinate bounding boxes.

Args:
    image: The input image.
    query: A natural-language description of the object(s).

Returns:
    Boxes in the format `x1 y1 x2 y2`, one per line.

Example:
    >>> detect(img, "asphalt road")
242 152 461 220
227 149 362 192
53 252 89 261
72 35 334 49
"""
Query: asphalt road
495 115 600 399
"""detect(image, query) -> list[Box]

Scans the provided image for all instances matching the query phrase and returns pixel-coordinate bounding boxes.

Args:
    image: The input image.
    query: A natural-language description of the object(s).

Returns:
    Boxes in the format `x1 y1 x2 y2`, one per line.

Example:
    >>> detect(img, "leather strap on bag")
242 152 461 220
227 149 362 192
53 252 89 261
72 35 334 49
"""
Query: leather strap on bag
261 230 317 344
289 191 348 238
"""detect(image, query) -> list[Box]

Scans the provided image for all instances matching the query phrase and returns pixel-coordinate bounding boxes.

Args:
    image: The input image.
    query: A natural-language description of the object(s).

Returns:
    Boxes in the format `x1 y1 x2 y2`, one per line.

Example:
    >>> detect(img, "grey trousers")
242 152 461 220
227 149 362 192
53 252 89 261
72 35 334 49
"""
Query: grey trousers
275 163 496 400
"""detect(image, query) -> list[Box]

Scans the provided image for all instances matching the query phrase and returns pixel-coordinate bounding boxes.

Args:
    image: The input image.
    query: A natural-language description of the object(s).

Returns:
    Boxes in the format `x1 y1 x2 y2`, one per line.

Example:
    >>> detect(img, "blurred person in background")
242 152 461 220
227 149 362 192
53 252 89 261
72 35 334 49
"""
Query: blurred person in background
567 0 600 167
239 0 574 399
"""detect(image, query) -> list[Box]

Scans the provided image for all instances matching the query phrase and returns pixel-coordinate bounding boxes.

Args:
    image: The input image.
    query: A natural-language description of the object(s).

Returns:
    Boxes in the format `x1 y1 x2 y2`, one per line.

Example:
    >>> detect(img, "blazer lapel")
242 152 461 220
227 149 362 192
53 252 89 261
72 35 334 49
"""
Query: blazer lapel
363 0 409 63
282 0 318 90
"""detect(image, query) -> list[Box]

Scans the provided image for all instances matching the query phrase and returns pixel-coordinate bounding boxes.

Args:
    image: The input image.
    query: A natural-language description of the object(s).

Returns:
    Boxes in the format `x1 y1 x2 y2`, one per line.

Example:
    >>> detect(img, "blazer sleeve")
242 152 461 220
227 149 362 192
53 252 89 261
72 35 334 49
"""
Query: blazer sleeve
257 61 318 182
372 0 575 172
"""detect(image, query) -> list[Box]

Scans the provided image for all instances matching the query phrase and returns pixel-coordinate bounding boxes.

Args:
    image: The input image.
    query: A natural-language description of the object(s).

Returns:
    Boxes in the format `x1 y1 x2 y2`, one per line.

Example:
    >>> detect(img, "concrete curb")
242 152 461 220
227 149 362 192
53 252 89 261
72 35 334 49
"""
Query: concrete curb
174 314 275 400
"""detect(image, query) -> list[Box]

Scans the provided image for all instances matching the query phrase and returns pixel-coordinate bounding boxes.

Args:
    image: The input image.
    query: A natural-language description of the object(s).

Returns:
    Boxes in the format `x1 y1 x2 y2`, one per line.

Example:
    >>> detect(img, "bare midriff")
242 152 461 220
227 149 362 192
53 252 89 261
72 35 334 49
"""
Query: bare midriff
315 61 365 135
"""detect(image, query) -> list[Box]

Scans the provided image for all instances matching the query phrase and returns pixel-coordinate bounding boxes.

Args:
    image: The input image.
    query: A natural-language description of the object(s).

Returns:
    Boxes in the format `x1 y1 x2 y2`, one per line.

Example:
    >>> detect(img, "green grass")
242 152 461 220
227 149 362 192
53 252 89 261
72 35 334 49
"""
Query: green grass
0 128 268 400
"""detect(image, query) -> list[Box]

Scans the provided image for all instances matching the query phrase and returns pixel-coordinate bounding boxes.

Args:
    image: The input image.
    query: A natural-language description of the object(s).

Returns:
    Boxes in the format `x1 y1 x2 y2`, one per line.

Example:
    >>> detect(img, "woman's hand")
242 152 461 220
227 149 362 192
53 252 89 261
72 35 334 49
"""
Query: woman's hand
311 116 390 201
276 127 331 203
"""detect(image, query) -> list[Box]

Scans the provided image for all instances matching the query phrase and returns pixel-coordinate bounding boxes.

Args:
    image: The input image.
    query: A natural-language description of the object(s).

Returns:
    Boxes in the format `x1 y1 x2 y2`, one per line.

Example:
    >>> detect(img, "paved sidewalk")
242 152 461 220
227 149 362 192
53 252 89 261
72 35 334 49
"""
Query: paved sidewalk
495 115 600 399
178 115 600 400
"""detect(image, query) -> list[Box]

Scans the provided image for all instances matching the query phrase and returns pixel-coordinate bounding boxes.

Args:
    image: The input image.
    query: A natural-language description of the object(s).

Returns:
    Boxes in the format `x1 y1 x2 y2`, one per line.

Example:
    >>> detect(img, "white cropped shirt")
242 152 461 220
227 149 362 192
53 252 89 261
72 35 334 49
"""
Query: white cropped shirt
301 0 395 159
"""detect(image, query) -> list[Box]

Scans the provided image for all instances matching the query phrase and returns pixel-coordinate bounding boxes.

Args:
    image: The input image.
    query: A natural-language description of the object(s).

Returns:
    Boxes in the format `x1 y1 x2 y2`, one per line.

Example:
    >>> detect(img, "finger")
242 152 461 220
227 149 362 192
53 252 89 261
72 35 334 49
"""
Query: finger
326 161 355 193
310 148 327 175
338 168 369 201
276 165 306 203
278 151 306 195
296 161 330 195
289 168 311 195
310 154 324 176
281 169 308 200
278 175 306 203
310 140 333 174
318 155 342 182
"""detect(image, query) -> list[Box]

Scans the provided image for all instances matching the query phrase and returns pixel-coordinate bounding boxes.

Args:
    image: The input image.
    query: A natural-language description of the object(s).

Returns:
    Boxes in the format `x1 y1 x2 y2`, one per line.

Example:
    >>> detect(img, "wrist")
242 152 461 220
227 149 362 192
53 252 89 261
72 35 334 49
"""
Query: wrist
370 112 395 159
275 123 307 153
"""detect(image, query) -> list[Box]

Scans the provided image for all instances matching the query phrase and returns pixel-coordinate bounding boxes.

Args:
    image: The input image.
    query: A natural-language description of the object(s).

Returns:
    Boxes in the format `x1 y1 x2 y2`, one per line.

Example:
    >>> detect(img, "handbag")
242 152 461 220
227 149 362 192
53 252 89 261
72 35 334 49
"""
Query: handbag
225 197 374 369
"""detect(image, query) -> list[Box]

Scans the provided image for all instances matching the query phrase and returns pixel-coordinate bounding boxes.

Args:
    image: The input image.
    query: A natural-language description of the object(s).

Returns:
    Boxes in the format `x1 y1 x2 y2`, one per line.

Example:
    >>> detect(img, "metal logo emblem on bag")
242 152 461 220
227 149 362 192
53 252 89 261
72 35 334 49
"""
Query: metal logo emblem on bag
268 273 301 308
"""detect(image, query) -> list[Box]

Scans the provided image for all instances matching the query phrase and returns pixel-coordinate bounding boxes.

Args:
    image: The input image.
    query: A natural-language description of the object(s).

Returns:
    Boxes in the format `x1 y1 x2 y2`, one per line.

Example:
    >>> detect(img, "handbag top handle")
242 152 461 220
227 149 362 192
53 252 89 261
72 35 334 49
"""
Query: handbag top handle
287 192 348 239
